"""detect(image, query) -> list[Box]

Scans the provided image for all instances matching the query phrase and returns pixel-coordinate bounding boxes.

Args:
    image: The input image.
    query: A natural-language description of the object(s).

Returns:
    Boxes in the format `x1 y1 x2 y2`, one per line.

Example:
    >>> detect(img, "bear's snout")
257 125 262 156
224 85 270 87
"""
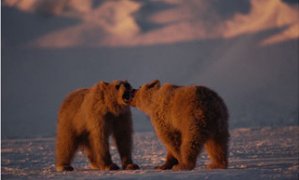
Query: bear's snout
122 90 132 103
131 89 137 97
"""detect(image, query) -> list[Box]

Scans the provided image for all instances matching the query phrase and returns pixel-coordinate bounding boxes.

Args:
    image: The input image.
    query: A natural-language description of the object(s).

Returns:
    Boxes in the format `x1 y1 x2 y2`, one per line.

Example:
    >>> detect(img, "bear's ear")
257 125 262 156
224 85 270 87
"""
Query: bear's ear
111 80 120 85
111 80 122 90
98 81 108 88
147 80 161 89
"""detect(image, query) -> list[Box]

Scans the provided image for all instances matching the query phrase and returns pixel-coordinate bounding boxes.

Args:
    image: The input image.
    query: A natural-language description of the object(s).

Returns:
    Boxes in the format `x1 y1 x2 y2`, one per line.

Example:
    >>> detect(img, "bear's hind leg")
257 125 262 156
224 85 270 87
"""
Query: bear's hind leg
204 133 229 169
55 133 78 172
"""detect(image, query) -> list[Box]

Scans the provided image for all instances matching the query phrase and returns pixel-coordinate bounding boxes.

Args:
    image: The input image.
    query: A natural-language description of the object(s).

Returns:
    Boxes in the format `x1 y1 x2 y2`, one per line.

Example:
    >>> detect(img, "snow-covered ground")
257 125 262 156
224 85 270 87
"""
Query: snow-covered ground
2 126 298 179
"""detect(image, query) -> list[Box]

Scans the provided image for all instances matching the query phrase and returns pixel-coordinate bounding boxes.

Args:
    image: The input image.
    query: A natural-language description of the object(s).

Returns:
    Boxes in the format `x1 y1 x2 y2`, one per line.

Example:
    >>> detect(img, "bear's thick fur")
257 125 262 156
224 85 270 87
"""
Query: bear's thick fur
131 80 229 170
55 80 139 172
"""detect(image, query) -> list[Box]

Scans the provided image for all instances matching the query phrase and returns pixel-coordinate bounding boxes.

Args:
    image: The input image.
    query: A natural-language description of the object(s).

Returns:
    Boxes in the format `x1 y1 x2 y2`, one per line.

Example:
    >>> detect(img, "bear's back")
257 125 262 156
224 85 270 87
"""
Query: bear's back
158 85 228 131
194 86 229 132
58 88 89 121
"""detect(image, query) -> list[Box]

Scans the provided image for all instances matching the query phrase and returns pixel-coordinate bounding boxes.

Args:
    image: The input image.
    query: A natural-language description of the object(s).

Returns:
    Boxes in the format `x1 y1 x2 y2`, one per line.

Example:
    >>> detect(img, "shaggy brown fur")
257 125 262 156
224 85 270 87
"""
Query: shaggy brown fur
131 80 229 170
55 80 139 172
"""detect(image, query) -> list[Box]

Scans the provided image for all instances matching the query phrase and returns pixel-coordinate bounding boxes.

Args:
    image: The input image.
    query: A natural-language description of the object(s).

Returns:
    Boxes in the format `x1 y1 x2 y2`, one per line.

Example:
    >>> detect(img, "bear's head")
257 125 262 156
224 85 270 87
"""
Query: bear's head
96 80 134 107
130 80 161 111
93 80 134 115
111 80 134 106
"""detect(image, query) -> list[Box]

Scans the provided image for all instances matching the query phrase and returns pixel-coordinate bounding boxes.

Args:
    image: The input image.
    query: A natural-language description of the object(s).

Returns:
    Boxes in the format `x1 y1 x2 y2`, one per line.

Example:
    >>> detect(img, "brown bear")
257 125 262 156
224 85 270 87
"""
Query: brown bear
55 80 139 172
130 80 229 170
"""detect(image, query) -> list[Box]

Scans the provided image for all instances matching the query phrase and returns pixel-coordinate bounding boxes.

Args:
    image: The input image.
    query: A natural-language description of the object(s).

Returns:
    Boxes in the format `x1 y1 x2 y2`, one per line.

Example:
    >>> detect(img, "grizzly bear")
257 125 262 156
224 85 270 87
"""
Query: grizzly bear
55 80 139 172
130 80 229 170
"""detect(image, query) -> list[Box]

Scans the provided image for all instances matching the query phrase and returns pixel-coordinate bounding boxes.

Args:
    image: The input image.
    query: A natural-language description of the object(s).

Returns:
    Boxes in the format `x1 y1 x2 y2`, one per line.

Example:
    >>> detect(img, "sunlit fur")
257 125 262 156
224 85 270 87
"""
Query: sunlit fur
131 80 229 170
55 80 139 172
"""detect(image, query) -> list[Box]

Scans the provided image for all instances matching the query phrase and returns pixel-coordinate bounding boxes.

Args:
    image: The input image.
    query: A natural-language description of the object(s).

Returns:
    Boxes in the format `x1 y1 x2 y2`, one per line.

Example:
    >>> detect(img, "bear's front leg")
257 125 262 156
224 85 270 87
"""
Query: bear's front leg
153 124 182 170
89 126 120 171
155 151 178 170
112 115 139 170
172 128 208 171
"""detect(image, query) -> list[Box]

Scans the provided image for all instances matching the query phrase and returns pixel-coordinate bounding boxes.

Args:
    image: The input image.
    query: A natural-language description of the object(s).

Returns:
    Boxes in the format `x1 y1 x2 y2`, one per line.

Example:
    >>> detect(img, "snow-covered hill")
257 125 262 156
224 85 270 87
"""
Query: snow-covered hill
2 126 298 179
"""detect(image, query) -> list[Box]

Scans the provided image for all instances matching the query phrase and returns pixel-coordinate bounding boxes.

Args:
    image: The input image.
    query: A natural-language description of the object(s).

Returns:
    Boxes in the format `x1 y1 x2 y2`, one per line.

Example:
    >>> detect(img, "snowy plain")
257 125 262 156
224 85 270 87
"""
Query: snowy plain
2 126 299 179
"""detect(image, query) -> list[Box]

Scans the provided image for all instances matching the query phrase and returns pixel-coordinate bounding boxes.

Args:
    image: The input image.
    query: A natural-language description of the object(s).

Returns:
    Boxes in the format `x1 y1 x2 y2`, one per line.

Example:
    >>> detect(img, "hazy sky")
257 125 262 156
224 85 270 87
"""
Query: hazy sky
2 0 298 138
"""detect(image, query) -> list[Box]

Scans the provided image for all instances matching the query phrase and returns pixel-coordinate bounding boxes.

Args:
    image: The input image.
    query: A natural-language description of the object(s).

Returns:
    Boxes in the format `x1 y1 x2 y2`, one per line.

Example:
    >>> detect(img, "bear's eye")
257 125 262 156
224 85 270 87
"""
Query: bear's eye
124 83 131 90
115 84 121 90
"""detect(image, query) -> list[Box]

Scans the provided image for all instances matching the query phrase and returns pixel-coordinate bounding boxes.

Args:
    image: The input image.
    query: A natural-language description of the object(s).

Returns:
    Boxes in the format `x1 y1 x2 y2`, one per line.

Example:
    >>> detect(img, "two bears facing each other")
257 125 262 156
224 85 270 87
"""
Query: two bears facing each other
55 80 139 172
56 80 229 171
130 80 229 170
